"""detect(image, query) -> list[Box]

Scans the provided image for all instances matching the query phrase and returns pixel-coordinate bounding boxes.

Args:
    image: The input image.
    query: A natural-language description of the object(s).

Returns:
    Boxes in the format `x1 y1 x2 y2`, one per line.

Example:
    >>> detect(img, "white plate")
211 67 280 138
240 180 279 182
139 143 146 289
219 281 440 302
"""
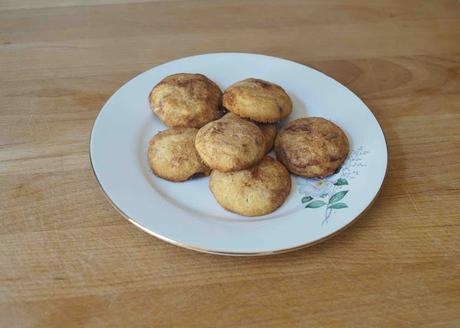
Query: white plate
90 53 387 256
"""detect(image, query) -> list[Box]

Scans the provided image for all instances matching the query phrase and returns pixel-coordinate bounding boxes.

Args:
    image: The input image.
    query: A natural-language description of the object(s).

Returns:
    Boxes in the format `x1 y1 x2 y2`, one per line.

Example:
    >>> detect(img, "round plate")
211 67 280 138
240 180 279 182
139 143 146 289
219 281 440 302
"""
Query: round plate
90 53 387 256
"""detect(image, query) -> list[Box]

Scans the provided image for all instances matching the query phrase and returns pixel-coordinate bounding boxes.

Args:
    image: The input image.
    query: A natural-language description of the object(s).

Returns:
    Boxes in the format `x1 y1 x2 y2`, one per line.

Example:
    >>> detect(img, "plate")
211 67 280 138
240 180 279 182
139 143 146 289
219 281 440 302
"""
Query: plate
90 53 387 256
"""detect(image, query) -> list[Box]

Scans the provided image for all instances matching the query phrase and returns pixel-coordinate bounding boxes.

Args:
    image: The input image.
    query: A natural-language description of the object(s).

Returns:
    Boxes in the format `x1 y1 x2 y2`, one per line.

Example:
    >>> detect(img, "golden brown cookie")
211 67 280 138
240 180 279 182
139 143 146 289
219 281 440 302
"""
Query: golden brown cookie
149 73 222 128
221 112 240 121
148 128 210 182
222 78 292 123
275 117 349 178
258 123 277 153
195 117 265 172
222 112 277 154
210 156 291 216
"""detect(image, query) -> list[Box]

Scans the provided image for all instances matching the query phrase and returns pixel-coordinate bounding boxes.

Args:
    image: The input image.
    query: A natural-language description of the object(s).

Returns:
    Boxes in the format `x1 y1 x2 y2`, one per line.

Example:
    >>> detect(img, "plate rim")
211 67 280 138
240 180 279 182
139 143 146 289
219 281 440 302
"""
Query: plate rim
89 52 388 256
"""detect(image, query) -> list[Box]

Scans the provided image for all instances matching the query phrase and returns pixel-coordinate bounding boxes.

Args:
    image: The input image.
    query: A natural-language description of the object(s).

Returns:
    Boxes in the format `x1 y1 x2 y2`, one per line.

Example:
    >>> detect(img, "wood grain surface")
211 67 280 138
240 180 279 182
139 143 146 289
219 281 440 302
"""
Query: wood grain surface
1 0 459 327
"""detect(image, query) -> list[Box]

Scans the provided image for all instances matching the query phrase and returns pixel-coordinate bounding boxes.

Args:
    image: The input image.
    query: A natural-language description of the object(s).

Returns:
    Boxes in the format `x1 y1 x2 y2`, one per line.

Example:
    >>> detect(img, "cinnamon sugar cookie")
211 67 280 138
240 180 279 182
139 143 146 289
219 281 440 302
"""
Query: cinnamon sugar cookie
275 117 349 178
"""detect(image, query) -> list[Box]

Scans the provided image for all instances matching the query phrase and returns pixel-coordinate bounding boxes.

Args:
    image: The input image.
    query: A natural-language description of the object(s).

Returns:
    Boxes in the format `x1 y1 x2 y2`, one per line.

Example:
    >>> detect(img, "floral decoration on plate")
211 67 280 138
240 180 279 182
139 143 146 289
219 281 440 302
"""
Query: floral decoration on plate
297 146 369 225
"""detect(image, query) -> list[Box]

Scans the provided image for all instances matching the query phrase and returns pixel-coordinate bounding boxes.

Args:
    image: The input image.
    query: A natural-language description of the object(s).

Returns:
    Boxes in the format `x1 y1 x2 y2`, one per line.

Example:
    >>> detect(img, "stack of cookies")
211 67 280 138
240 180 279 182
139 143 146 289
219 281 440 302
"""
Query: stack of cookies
148 73 349 217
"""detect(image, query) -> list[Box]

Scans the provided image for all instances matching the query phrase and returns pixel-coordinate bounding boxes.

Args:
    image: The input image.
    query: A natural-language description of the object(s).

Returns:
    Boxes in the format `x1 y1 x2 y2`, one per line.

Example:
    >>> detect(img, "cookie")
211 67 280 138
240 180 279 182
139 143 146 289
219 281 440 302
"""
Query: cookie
222 78 292 123
148 128 210 182
210 156 291 216
149 73 222 128
275 117 349 178
258 123 277 153
195 117 265 172
222 112 277 154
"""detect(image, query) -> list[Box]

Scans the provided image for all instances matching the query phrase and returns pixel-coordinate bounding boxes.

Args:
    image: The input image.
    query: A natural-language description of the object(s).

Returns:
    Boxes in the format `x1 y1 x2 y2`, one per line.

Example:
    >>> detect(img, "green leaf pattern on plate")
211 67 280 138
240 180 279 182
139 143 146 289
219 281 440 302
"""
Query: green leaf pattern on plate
301 196 313 203
328 203 348 209
334 178 348 186
305 200 326 208
328 191 348 204
297 146 369 225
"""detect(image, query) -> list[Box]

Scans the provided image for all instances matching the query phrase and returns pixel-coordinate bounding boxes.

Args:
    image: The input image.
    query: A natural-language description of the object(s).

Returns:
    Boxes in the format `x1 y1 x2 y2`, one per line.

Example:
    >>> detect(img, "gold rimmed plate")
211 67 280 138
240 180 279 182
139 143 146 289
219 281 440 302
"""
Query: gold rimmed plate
90 53 387 255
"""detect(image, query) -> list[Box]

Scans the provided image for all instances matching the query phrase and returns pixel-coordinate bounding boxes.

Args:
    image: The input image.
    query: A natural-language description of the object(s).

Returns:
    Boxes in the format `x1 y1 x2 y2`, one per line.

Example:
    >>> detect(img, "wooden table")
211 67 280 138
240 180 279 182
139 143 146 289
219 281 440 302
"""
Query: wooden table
1 1 459 326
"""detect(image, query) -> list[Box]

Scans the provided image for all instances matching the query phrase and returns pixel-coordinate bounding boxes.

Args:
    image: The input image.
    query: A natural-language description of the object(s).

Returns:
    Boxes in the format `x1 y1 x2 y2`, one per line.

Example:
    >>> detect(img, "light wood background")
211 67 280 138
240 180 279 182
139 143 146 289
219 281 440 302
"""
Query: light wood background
1 0 459 327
